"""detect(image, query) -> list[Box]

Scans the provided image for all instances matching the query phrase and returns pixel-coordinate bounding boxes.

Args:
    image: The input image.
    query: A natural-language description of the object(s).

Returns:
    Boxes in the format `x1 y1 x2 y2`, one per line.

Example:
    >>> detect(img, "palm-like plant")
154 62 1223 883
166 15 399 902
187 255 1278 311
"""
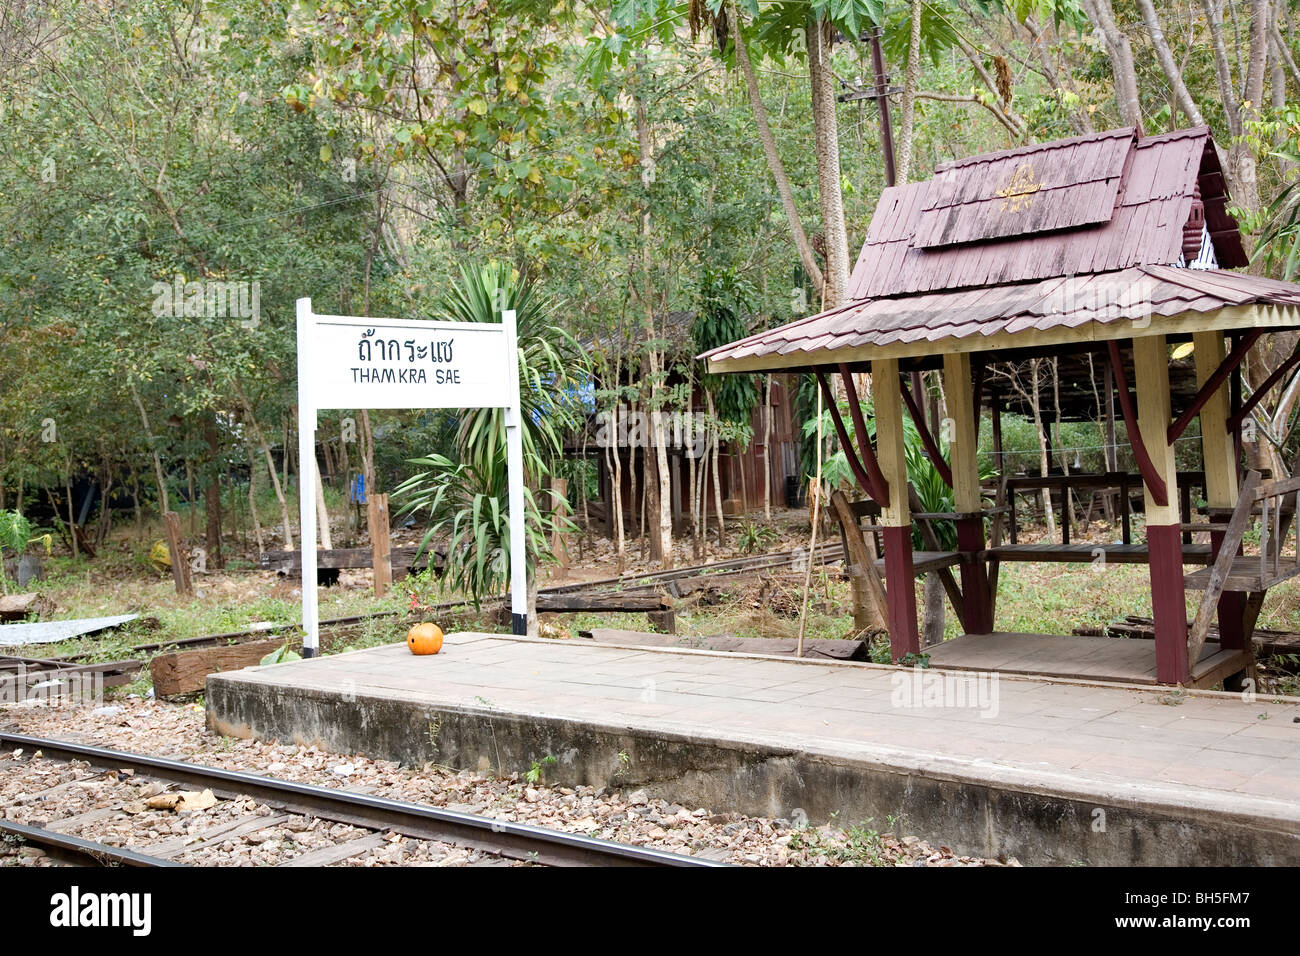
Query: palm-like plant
804 396 957 550
394 264 589 607
0 510 51 596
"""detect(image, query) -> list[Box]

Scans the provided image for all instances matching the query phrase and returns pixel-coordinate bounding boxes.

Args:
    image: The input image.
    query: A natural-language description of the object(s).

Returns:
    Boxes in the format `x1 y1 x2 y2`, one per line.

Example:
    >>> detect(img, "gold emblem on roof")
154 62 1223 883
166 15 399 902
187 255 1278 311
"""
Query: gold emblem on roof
997 163 1040 212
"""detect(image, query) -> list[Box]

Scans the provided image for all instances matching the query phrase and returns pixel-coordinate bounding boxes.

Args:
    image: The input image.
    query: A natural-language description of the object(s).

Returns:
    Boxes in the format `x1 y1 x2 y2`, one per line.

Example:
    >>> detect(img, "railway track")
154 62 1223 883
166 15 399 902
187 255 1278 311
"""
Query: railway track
0 733 724 868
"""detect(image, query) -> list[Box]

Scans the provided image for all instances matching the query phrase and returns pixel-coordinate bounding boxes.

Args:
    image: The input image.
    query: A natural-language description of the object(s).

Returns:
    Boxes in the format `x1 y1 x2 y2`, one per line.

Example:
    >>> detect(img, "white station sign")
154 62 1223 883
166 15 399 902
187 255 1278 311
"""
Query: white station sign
295 298 527 657
310 313 511 410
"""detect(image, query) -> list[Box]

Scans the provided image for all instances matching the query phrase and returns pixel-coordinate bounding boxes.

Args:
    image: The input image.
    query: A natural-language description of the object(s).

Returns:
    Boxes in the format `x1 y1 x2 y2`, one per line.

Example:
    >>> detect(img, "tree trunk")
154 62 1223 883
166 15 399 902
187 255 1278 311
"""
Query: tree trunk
64 464 78 560
233 380 293 549
129 380 169 514
247 439 265 555
708 392 727 547
922 571 945 646
896 0 924 185
728 0 824 298
1030 361 1057 536
607 421 626 574
204 417 223 569
314 454 332 550
1081 0 1142 127
1136 0 1206 127
807 15 851 307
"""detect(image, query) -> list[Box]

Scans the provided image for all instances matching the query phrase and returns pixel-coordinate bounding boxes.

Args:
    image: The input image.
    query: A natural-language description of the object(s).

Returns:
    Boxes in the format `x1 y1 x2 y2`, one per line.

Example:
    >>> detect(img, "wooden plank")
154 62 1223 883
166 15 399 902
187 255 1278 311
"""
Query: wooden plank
162 511 192 597
829 490 889 634
142 813 292 860
278 831 389 867
45 806 123 833
149 638 287 698
989 543 1212 564
579 628 869 661
0 660 143 699
0 593 54 623
1187 470 1260 670
535 593 671 613
1190 648 1250 689
925 633 1165 684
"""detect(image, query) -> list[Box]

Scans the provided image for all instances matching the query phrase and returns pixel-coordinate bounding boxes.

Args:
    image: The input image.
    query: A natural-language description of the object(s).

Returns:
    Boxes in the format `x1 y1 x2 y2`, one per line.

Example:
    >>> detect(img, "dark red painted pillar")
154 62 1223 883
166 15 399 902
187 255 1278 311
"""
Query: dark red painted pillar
1209 529 1246 649
1147 523 1191 684
882 525 921 659
956 516 992 634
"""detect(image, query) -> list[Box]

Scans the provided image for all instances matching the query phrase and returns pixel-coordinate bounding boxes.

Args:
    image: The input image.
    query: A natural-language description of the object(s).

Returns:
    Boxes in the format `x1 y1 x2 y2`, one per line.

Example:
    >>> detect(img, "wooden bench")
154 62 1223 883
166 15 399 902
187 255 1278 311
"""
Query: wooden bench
988 542 1212 564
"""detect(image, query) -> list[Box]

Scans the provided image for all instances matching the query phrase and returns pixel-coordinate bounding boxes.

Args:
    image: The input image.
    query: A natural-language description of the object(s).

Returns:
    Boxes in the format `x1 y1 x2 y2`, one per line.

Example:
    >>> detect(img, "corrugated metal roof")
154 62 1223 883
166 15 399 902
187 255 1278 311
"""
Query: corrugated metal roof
702 266 1300 369
848 126 1246 300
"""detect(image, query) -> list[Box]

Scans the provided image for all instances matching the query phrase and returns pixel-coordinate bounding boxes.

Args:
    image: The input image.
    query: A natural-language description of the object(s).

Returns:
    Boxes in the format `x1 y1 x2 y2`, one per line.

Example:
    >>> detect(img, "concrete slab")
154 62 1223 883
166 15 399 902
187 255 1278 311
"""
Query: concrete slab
206 632 1300 866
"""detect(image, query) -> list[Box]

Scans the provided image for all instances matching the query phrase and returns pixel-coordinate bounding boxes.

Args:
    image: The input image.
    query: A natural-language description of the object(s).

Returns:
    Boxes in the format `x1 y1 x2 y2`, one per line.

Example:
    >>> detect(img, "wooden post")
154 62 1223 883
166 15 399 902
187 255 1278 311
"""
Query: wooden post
1133 335 1189 684
162 511 192 597
368 492 392 597
830 489 889 633
944 353 992 634
873 358 920 658
1194 330 1246 653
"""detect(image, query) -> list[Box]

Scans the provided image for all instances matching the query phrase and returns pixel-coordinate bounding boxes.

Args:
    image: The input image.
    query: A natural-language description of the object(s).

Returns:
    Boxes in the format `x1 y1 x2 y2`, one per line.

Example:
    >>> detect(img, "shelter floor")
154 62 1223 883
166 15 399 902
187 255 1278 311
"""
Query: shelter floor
926 632 1247 688
210 633 1300 814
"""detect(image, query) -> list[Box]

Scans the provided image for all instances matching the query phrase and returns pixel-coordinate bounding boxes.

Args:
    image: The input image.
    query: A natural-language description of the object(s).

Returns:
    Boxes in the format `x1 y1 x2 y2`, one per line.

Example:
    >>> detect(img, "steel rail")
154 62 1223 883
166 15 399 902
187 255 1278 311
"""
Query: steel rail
0 818 184 867
1 733 724 868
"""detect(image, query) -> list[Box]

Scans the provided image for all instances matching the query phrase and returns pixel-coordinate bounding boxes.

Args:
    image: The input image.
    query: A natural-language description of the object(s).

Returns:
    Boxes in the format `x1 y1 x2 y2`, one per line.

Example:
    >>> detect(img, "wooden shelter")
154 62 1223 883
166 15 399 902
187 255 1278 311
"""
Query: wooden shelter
703 126 1300 687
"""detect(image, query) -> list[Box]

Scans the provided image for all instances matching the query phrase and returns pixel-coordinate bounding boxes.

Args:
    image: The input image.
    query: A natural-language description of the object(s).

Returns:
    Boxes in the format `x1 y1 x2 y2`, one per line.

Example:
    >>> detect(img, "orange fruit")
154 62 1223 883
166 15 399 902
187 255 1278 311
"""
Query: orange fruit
407 622 444 655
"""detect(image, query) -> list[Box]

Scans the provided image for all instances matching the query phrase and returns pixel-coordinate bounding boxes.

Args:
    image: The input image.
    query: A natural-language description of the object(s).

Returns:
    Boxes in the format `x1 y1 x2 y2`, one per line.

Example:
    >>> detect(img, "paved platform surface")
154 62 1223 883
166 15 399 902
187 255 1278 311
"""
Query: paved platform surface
208 632 1300 863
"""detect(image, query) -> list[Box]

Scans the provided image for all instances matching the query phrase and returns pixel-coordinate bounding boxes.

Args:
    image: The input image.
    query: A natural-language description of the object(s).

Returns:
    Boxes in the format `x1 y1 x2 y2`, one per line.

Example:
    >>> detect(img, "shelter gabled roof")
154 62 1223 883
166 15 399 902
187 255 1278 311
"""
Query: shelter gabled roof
703 126 1296 373
850 126 1245 299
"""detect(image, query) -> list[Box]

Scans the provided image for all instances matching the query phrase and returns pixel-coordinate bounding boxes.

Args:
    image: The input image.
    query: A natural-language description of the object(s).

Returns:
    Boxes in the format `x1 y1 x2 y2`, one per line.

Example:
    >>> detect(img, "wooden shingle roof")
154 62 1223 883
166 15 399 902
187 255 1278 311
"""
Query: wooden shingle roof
703 127 1294 373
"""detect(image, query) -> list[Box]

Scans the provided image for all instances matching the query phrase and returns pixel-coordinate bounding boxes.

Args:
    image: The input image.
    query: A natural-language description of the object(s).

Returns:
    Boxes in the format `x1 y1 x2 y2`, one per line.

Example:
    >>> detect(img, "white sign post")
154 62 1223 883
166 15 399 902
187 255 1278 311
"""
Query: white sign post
295 297 527 657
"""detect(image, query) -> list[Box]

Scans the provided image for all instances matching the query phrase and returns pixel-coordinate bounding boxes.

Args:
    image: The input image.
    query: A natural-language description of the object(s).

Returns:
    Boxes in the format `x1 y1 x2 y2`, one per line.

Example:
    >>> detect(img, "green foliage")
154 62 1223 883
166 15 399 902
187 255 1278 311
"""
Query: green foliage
0 511 33 555
1254 112 1300 279
260 642 303 666
394 263 587 605
736 517 778 554
692 267 760 424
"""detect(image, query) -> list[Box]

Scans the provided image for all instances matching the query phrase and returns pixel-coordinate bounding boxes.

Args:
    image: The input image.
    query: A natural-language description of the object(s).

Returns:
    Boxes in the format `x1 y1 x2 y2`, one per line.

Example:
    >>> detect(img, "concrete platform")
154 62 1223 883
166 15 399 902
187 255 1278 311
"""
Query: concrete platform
206 632 1300 865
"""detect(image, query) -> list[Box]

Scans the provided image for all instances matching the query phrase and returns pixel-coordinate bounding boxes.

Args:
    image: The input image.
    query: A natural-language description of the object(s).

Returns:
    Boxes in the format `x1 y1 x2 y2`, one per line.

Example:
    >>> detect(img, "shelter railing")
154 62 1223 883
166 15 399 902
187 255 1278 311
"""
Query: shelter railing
999 471 1208 546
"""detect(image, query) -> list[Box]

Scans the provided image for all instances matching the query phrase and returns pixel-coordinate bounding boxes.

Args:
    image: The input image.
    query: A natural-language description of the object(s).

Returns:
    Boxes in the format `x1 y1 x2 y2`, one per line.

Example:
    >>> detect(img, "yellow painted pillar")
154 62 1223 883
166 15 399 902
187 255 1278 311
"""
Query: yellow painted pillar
1133 335 1188 683
1194 330 1246 651
873 358 920 657
943 353 992 633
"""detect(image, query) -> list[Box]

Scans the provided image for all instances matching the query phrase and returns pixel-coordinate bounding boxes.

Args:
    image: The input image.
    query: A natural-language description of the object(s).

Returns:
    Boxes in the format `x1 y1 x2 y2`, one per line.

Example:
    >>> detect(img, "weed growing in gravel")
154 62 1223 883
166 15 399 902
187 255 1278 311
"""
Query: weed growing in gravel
788 821 889 866
524 755 557 784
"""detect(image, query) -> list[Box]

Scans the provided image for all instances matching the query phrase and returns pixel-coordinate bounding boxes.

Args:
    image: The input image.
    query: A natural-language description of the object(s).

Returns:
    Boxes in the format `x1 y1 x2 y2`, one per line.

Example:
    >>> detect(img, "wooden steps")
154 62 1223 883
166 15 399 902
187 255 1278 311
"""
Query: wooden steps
1184 556 1300 592
927 632 1247 688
